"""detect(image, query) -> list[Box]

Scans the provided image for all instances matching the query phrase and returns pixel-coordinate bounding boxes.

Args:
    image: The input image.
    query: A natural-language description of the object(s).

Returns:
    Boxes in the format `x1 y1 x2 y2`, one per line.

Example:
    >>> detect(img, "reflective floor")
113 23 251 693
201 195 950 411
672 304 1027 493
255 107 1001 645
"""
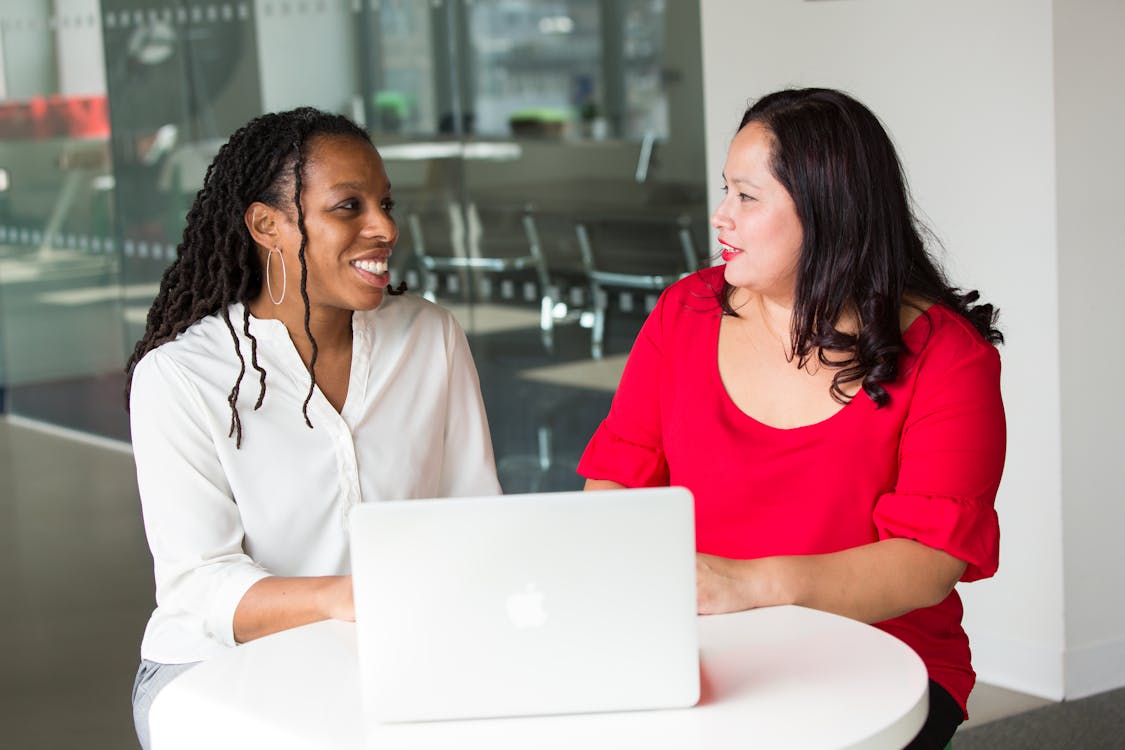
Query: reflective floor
0 416 1054 749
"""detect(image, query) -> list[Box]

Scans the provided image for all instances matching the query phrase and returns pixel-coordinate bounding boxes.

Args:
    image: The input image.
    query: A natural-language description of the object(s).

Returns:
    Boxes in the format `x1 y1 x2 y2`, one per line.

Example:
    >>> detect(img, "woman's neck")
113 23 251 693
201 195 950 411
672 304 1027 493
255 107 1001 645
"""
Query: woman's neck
248 295 353 368
730 288 795 351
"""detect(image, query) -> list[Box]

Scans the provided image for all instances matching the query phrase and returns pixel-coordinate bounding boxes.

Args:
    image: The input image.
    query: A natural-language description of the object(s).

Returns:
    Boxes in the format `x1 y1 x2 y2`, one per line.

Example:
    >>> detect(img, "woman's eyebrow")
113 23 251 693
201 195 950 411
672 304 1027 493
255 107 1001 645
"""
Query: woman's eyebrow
327 181 366 191
730 176 761 190
327 180 393 193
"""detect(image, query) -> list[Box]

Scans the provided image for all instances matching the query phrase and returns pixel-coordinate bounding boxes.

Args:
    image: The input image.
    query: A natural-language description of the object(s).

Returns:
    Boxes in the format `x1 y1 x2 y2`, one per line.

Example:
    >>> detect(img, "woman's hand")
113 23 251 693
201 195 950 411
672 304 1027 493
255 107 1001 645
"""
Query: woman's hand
696 554 777 614
696 553 742 614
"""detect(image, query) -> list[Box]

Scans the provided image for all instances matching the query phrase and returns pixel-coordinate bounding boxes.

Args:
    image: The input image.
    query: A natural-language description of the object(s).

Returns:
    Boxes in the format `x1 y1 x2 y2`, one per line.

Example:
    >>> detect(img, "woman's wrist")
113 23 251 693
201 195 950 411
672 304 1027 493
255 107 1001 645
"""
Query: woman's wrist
320 575 355 622
697 554 806 614
758 556 801 608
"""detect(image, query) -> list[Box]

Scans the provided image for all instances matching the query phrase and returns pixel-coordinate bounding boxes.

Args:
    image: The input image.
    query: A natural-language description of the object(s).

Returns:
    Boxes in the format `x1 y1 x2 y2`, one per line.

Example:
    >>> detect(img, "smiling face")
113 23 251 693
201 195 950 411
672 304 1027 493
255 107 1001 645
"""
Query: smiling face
265 134 397 316
711 122 804 304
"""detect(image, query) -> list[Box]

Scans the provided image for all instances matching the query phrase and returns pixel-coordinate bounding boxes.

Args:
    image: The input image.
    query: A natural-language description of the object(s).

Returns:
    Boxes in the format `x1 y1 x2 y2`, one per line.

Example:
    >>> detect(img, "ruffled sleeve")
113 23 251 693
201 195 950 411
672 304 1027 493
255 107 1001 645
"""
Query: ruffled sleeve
579 421 670 487
873 315 1006 581
578 289 671 487
874 491 999 581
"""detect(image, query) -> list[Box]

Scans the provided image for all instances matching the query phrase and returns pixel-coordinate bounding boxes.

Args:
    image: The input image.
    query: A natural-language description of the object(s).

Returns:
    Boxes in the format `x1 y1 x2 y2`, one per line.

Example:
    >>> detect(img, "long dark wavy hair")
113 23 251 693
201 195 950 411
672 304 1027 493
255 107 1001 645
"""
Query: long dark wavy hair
124 107 404 447
720 88 1002 406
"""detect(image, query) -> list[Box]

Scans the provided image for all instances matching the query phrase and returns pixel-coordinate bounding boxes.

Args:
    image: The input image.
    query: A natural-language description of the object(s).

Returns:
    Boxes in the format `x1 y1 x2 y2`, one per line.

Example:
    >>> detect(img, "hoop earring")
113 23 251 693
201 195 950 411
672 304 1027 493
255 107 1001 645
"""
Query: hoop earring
266 245 287 305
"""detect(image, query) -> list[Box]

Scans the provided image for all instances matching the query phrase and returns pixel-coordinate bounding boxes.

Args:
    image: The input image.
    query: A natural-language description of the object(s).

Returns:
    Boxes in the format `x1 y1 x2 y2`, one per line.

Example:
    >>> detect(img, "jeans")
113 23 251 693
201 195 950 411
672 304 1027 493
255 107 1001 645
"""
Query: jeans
131 659 199 750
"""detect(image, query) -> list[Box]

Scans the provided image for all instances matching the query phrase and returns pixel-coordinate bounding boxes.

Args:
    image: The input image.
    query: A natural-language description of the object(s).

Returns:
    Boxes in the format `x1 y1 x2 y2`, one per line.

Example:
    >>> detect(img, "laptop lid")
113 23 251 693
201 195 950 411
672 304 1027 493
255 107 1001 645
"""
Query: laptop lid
348 487 700 723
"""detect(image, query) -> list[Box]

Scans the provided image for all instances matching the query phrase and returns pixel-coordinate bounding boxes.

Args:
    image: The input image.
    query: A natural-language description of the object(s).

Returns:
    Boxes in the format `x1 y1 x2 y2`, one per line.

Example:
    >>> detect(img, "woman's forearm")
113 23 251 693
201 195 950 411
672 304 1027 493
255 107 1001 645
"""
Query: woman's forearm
586 479 963 623
698 538 968 624
233 575 354 644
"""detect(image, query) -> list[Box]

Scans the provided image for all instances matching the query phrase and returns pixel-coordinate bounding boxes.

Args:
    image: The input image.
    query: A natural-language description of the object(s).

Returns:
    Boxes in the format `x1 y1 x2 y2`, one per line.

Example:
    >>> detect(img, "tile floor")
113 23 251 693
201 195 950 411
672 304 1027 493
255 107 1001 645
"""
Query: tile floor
0 417 1052 749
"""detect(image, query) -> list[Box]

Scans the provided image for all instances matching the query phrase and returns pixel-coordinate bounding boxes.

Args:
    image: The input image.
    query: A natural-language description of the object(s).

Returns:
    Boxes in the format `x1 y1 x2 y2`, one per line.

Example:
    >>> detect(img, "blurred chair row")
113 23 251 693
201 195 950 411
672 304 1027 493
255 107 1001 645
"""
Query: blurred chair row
401 200 705 360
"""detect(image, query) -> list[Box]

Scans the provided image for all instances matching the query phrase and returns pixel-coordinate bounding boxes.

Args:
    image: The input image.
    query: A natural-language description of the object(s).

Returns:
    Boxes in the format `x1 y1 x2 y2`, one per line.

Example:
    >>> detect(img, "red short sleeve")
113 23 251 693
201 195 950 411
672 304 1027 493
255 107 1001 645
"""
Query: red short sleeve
578 291 671 487
579 422 670 487
873 317 1005 581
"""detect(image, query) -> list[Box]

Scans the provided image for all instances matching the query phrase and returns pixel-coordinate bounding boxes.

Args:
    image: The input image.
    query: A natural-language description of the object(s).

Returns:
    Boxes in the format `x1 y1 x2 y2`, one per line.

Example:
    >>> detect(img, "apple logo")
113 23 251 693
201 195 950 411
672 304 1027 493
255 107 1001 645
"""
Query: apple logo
506 583 548 628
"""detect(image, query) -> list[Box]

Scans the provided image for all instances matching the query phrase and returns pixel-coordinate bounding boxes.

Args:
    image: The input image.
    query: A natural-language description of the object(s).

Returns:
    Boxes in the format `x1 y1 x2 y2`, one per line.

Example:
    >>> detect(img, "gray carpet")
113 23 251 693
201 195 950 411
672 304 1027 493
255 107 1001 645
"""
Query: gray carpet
954 686 1125 749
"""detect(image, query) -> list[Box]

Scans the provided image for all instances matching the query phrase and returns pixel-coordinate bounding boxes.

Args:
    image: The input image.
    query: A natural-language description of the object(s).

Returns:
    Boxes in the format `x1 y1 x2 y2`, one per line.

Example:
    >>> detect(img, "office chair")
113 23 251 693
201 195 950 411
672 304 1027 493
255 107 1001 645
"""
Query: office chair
405 200 557 353
574 212 701 359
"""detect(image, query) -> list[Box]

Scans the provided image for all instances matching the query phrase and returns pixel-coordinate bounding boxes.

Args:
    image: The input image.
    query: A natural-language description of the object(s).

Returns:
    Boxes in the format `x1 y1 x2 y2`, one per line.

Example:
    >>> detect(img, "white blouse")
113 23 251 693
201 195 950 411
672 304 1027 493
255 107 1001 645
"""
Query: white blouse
130 293 500 664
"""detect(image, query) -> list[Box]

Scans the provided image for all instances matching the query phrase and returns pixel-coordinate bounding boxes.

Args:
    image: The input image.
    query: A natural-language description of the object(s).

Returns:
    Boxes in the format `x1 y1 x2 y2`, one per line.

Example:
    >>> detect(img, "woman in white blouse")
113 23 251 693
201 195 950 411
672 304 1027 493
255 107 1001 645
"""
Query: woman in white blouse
125 107 500 749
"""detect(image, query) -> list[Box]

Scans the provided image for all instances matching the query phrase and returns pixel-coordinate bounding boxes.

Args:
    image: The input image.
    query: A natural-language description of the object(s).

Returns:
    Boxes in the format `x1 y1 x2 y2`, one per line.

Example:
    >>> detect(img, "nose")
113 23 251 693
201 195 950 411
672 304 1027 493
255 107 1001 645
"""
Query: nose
364 203 398 245
711 199 733 232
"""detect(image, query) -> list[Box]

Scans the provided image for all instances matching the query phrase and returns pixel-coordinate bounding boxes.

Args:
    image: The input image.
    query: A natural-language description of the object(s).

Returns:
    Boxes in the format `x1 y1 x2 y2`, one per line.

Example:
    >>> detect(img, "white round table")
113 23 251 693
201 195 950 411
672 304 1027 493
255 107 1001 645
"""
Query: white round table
149 605 928 750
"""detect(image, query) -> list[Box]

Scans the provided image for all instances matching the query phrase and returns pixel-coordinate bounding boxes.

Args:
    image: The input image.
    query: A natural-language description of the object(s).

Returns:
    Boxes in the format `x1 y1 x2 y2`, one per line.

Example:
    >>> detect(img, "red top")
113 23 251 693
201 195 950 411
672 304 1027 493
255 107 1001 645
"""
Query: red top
578 266 1005 714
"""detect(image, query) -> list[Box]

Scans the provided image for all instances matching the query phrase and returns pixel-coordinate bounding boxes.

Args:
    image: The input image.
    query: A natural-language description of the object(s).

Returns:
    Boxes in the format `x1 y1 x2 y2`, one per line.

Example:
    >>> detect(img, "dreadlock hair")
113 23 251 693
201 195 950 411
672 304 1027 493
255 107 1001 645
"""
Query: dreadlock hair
719 88 1003 407
124 106 406 447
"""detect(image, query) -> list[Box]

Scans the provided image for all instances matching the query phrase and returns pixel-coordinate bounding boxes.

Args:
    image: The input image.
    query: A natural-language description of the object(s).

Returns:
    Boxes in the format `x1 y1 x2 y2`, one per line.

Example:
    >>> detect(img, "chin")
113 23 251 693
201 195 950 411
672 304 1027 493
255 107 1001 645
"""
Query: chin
350 289 385 311
722 262 755 290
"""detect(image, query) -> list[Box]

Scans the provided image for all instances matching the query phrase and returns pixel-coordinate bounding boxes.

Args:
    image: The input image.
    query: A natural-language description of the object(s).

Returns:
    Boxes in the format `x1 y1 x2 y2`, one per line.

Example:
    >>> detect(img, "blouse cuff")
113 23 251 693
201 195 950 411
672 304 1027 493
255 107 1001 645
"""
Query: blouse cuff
577 421 669 488
873 492 1000 582
206 563 272 647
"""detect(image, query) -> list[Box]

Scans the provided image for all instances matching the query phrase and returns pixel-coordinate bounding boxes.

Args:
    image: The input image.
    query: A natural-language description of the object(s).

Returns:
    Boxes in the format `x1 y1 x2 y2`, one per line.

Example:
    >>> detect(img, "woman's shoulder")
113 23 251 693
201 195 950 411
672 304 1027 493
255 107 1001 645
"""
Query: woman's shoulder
903 303 1000 371
362 290 453 324
134 306 245 387
906 303 991 344
358 292 463 344
672 265 725 300
655 266 725 318
149 307 237 360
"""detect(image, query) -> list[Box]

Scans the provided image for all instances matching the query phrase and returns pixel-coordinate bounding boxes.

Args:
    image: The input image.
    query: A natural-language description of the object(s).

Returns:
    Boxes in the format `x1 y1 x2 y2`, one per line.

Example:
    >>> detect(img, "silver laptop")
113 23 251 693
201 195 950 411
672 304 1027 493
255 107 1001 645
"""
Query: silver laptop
348 487 700 723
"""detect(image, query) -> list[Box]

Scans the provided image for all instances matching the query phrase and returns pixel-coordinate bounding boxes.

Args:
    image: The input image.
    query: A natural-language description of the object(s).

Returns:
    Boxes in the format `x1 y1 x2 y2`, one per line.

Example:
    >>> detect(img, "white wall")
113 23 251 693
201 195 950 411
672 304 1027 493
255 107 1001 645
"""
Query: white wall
0 22 7 99
700 0 1070 699
1054 0 1125 700
1 0 57 99
54 0 106 96
253 0 358 115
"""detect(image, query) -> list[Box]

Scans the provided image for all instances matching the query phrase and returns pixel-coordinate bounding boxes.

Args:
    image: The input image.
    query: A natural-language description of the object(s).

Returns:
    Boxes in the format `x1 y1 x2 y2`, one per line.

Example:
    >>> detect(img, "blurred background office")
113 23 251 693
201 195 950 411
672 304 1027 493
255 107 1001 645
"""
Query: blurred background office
0 0 710 492
3 1 1124 749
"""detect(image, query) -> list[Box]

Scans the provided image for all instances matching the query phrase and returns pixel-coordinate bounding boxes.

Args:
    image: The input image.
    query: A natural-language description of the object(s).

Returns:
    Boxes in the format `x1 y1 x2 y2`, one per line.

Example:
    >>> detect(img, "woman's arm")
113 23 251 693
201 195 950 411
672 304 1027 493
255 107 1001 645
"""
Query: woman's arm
133 351 353 649
132 351 273 649
696 539 967 623
594 477 965 622
437 315 502 497
233 575 354 643
577 290 673 489
594 478 966 622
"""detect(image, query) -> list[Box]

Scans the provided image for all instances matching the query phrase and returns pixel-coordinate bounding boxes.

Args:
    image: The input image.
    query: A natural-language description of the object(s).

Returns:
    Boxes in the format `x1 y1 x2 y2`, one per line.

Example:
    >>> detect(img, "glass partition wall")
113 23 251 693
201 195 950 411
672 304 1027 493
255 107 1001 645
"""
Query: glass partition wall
0 0 707 492
0 0 123 434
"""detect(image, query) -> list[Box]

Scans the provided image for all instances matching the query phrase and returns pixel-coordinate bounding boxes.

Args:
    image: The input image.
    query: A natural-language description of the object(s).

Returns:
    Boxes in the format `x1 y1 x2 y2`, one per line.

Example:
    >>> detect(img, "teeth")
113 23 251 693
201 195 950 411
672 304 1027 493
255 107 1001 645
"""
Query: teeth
352 259 388 275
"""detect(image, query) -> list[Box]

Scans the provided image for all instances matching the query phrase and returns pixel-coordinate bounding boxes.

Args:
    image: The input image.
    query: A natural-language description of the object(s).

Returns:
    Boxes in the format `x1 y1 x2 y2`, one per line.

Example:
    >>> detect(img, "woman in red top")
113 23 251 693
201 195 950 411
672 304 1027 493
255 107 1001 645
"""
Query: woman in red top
579 88 1005 750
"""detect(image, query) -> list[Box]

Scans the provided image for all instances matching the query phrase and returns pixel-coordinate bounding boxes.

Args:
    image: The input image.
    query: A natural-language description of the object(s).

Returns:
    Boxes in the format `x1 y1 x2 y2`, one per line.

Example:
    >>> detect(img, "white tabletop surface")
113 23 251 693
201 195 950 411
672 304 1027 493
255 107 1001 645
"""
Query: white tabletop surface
149 605 928 750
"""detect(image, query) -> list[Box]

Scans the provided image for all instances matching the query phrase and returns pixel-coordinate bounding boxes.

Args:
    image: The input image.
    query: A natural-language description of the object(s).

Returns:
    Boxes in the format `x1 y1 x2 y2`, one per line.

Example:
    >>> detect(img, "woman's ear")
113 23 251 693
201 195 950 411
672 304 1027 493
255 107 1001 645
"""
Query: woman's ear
244 202 280 249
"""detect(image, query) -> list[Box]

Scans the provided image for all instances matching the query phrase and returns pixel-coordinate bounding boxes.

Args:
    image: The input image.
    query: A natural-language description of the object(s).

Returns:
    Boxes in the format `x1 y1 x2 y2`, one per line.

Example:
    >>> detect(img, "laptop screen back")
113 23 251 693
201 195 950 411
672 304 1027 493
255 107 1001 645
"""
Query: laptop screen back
348 487 700 723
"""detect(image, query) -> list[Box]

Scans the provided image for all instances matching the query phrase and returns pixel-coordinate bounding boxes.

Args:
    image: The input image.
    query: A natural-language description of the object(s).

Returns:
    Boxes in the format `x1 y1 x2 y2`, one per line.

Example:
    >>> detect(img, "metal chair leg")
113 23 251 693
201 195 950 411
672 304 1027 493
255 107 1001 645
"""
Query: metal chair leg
540 294 555 353
592 285 606 360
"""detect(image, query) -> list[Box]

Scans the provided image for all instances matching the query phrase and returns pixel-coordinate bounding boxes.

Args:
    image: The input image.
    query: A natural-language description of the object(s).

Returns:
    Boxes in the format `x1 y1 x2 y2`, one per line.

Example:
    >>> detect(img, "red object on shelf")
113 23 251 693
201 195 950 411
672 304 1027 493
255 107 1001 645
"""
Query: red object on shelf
0 100 35 138
0 94 109 140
